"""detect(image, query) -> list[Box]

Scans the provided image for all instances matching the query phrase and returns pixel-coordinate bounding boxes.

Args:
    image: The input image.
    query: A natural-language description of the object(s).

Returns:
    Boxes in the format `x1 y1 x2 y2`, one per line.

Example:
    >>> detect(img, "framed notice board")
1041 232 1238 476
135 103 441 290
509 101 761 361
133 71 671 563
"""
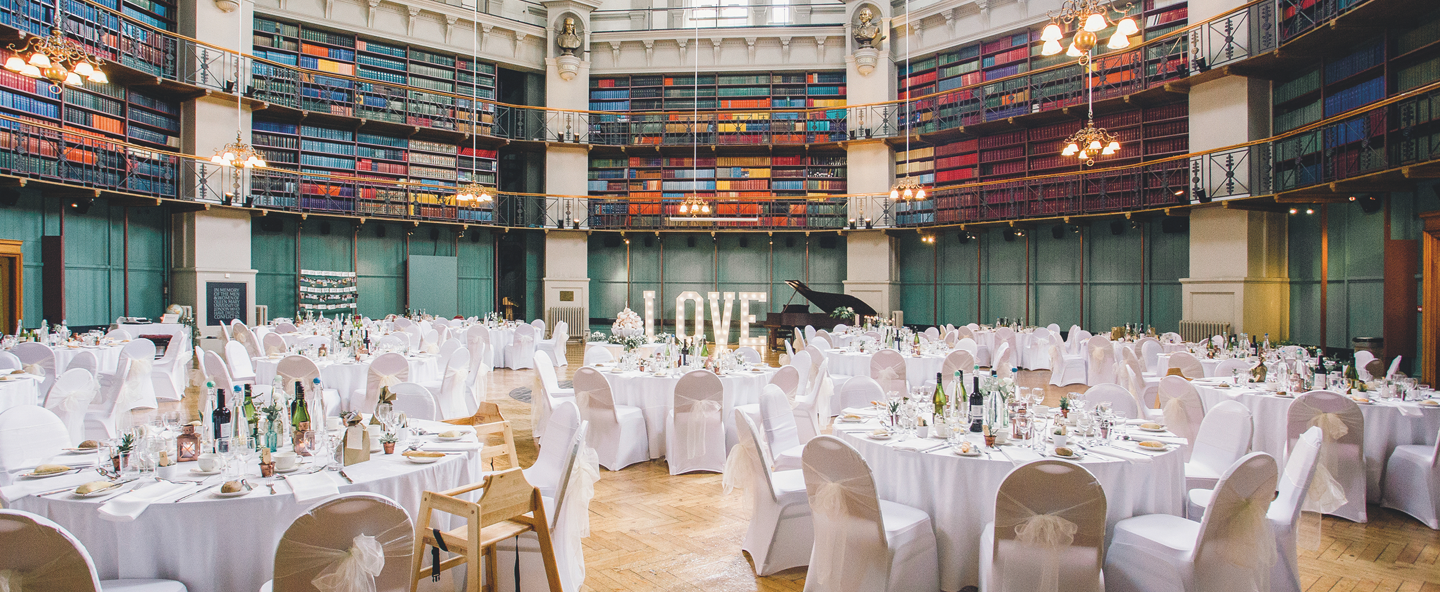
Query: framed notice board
206 282 247 326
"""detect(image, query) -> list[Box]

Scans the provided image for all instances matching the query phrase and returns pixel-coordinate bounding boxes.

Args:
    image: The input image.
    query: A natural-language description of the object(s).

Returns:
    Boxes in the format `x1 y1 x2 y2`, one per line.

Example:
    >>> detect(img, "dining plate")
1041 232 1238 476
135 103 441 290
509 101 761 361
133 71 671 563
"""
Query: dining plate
213 489 252 498
21 468 80 479
406 455 442 464
189 468 222 476
1137 425 1169 433
867 432 892 440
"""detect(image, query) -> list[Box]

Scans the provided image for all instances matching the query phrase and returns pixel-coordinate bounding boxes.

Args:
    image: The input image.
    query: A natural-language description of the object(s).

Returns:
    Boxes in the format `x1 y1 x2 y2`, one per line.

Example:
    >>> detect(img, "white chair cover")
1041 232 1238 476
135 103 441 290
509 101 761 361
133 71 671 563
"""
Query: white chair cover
1168 351 1206 379
1272 427 1325 589
769 365 801 397
1048 344 1086 387
0 351 20 371
373 335 403 351
0 509 189 591
573 367 647 471
1137 338 1162 373
66 351 98 377
496 421 598 592
1386 356 1403 379
993 342 1015 379
735 347 762 364
956 338 979 357
270 493 413 592
1158 375 1206 453
1081 383 1139 419
430 347 472 419
1064 326 1085 355
466 324 493 373
356 353 408 414
1024 327 1053 371
869 350 907 396
723 410 814 576
437 338 462 362
1352 351 1375 381
525 400 582 498
0 406 70 486
231 320 262 360
801 435 940 592
980 460 1106 592
273 321 299 334
106 327 133 341
1084 335 1115 386
532 318 547 337
1286 391 1366 523
224 340 257 383
1104 453 1279 592
203 350 237 398
792 361 832 443
262 332 288 356
582 346 614 366
43 369 98 444
790 350 813 398
1185 400 1253 490
115 353 156 412
836 376 884 412
12 343 57 400
759 385 804 472
665 370 726 475
1381 423 1440 531
941 350 975 381
1213 358 1254 381
417 329 439 354
507 324 537 370
388 382 438 421
533 351 574 435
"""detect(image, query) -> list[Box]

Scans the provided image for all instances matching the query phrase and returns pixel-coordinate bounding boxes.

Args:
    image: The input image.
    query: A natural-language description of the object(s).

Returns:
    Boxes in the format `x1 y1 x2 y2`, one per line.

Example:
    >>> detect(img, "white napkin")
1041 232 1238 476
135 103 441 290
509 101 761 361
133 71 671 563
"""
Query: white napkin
0 469 101 502
1095 445 1154 463
840 407 877 416
890 439 931 452
421 442 480 452
98 482 193 522
288 472 340 502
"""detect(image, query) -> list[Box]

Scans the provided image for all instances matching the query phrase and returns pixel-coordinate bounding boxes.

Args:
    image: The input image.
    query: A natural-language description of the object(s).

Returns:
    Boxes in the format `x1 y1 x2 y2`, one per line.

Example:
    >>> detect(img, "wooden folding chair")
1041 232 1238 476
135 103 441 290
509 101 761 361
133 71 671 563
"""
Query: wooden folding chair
410 468 563 592
444 401 519 470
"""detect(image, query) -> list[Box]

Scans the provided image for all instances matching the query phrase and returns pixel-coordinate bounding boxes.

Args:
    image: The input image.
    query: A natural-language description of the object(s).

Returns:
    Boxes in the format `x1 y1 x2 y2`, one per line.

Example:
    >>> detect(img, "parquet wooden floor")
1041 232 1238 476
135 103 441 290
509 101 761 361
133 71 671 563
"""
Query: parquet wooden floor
488 345 1438 592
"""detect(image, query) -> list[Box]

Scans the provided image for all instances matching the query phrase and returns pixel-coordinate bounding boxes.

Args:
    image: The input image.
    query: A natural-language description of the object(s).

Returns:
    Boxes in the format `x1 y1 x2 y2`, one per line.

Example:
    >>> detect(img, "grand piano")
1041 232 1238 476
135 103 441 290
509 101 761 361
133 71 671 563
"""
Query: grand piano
763 280 878 348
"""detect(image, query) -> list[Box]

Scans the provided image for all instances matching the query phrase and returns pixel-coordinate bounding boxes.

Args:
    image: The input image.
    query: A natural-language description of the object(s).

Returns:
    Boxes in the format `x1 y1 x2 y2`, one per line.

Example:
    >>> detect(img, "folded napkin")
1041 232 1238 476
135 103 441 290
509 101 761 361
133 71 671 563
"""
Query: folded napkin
422 442 481 452
1388 401 1425 418
0 469 100 502
890 439 932 452
288 471 340 503
98 482 193 522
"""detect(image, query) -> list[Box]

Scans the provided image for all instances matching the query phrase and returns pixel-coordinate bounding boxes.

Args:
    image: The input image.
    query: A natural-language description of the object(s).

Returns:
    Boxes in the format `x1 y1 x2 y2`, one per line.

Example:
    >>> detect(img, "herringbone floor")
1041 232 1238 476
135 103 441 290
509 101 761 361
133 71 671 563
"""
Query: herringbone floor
480 345 1440 592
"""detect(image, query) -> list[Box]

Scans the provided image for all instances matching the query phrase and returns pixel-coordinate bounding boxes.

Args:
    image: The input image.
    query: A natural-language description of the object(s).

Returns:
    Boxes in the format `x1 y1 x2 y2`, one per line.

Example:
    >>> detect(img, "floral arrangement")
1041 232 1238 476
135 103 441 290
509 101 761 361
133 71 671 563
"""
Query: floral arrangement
609 333 646 351
830 306 857 321
587 331 608 343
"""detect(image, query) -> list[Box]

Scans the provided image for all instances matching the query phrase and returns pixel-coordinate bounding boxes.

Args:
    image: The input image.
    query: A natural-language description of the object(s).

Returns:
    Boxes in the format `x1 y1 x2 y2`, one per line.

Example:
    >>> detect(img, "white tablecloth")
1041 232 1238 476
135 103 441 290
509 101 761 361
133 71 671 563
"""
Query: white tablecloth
599 366 777 458
0 374 41 412
51 344 125 375
252 354 442 410
1155 353 1220 377
6 419 483 592
838 423 1185 591
1194 382 1440 501
584 342 665 361
824 349 946 390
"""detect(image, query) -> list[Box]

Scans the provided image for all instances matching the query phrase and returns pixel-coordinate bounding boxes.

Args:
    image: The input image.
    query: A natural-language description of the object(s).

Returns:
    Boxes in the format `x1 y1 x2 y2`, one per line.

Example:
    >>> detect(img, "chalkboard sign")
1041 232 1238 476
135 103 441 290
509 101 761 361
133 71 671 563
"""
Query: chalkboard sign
206 282 247 327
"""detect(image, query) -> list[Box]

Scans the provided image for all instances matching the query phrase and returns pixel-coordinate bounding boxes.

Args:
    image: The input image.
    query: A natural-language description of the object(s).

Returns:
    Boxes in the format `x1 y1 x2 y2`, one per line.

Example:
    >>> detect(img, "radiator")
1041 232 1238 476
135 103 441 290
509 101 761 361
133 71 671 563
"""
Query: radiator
1178 320 1231 343
254 305 268 327
547 306 586 337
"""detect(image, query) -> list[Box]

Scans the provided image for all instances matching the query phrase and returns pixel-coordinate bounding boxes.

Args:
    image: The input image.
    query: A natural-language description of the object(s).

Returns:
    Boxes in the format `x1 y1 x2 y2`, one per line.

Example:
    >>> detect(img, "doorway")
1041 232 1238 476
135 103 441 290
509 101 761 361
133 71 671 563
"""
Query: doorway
0 239 20 333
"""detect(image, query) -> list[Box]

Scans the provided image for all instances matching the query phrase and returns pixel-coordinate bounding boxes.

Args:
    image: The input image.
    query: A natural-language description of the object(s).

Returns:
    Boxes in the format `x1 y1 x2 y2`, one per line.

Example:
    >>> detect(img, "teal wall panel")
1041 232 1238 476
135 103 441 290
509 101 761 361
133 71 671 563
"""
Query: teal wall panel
1288 203 1386 349
458 229 496 315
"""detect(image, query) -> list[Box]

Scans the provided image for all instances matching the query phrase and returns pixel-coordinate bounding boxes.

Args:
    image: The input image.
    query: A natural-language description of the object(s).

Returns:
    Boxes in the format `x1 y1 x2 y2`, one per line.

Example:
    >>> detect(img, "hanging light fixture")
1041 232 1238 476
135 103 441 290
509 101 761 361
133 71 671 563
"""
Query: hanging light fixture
679 16 707 218
1042 0 1135 165
1040 0 1138 61
891 0 927 202
4 4 108 92
454 0 493 205
210 7 264 169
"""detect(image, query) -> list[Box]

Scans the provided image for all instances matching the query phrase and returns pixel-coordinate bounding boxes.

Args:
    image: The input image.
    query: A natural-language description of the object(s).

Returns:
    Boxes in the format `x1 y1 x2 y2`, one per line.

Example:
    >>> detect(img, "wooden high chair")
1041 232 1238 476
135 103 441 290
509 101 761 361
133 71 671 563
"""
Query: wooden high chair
444 401 519 470
409 468 563 592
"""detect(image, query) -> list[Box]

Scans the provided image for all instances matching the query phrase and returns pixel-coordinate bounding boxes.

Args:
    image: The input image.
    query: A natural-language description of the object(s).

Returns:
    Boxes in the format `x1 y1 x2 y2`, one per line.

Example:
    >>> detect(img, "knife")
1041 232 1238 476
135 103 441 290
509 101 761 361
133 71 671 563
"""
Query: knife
172 484 213 503
338 470 354 484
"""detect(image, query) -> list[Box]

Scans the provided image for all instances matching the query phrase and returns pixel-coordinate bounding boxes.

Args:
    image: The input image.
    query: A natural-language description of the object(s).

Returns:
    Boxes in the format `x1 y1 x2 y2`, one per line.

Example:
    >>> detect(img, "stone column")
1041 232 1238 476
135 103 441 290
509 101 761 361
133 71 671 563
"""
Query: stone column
842 0 899 315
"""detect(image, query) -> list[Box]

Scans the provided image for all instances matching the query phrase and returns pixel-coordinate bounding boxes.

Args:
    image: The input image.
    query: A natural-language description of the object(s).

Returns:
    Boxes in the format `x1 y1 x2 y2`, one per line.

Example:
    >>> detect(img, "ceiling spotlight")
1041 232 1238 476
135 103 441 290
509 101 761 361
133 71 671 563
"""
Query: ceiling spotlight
1289 208 1298 214
1306 208 1314 215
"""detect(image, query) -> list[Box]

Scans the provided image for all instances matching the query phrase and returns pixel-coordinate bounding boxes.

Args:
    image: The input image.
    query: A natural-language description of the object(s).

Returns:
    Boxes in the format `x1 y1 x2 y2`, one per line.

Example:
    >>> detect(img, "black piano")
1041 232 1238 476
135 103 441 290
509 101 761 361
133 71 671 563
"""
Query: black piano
763 280 878 349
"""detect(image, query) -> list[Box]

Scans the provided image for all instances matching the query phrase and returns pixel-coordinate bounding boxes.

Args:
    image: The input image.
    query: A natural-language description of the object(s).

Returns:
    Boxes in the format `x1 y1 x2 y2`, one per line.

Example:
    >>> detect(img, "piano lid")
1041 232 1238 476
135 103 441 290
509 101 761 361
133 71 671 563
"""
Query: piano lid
784 280 878 318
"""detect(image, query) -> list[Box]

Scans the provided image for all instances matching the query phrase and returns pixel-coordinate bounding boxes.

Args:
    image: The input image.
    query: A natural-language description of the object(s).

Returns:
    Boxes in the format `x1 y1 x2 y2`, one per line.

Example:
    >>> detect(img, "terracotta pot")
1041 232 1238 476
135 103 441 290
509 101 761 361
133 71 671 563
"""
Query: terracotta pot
259 462 275 477
383 442 395 455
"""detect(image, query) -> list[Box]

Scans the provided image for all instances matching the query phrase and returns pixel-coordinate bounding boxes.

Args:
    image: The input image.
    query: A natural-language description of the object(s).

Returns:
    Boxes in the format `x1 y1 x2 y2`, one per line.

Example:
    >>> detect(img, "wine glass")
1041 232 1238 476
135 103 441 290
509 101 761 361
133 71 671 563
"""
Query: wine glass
234 436 257 479
215 437 235 479
162 411 180 437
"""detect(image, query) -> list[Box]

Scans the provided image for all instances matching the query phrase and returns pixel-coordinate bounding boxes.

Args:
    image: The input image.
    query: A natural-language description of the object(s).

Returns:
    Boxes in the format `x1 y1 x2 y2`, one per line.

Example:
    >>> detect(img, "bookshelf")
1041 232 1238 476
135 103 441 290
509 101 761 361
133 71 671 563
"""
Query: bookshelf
897 0 1184 133
252 16 497 131
252 115 498 217
588 72 846 146
0 47 181 150
586 150 848 227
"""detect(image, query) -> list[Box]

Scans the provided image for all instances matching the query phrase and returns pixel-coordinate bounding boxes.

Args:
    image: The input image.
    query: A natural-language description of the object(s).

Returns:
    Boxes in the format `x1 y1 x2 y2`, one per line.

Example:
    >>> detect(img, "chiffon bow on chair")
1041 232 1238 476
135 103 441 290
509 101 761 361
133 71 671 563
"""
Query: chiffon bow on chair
665 369 727 475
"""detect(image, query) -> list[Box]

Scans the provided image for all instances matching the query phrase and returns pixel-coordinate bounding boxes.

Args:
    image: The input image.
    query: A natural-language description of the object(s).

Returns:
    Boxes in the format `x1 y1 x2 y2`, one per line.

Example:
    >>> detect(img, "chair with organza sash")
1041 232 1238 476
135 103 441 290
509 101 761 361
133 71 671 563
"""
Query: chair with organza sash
44 368 98 444
389 382 439 421
524 400 582 498
0 509 186 591
869 350 907 396
572 367 647 471
1167 351 1206 379
354 352 409 415
665 369 727 475
0 406 70 486
262 493 412 592
1286 390 1367 523
1183 400 1252 491
420 347 473 419
978 460 1107 592
723 409 814 576
224 340 258 385
14 342 57 400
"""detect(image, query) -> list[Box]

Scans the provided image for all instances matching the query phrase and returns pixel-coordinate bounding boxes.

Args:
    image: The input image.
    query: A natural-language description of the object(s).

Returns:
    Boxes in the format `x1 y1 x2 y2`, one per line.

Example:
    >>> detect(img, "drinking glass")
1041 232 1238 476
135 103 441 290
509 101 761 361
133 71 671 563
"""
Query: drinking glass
234 437 257 477
215 437 235 478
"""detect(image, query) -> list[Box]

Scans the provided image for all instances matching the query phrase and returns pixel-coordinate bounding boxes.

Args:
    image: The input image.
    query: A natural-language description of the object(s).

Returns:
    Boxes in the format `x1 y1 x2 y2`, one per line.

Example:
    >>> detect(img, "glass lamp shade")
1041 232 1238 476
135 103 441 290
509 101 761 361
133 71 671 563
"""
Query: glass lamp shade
890 188 900 200
27 52 50 68
1041 23 1063 41
72 61 93 76
915 188 926 201
4 57 25 71
902 187 914 200
87 70 107 84
1106 141 1120 152
1066 43 1083 57
1116 17 1139 36
680 203 689 213
702 203 710 213
20 64 40 78
1088 140 1102 151
1107 31 1130 49
63 71 80 86
1042 39 1063 55
1083 13 1106 32
1062 143 1079 156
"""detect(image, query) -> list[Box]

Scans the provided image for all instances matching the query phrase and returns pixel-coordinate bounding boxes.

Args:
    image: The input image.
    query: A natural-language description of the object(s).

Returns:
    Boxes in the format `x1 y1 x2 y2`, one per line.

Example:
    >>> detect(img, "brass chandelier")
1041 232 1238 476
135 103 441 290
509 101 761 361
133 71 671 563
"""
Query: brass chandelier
678 194 709 215
4 9 108 91
1041 0 1135 166
211 132 267 168
889 176 926 201
454 182 492 203
891 0 927 202
453 0 494 205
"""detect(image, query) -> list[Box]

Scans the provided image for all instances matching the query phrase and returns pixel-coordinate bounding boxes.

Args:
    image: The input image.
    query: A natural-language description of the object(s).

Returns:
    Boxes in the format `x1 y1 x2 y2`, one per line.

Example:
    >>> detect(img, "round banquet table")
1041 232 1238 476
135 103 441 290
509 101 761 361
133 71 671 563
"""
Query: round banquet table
1155 352 1220 377
0 373 41 412
837 422 1185 591
3 419 483 592
487 326 516 368
51 343 125 375
252 353 442 410
1193 381 1440 501
597 366 777 458
824 349 945 390
584 341 665 361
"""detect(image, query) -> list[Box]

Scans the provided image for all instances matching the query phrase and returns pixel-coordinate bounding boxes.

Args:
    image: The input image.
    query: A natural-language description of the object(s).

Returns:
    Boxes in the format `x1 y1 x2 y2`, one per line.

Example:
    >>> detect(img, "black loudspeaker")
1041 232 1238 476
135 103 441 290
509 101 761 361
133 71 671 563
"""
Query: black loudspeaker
375 225 386 238
1161 217 1189 234
1110 220 1125 235
1359 195 1382 214
603 235 622 248
739 236 749 248
1051 225 1065 240
818 235 837 249
0 188 19 207
686 236 697 248
429 227 440 240
319 221 331 235
470 231 481 243
1003 230 1016 242
957 232 969 244
785 236 795 248
259 217 284 233
644 236 654 247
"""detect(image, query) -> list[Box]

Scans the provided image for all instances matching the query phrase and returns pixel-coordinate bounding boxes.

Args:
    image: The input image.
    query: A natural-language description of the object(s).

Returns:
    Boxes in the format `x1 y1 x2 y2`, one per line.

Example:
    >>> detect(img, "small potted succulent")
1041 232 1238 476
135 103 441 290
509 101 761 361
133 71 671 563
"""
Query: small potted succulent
381 432 398 455
1052 424 1068 448
1059 396 1072 419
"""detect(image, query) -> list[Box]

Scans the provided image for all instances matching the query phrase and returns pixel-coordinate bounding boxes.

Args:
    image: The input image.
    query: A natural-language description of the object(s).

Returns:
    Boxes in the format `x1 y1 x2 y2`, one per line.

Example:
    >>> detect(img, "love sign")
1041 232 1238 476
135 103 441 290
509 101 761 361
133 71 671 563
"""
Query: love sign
642 290 767 352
